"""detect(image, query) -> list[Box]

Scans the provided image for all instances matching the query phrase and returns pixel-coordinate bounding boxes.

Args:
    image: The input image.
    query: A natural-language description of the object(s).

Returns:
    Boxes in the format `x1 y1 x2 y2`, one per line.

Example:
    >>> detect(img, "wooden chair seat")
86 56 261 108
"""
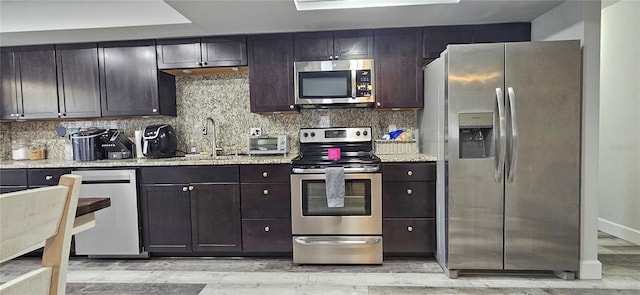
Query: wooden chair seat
0 174 81 295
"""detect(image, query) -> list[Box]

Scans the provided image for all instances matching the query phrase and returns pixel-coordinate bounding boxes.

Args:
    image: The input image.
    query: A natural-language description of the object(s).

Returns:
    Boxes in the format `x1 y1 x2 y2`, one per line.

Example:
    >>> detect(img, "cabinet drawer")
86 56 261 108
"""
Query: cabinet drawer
383 218 435 254
383 181 434 218
242 219 292 252
139 165 239 184
382 162 435 182
241 183 291 218
240 164 290 183
0 169 27 186
27 168 72 187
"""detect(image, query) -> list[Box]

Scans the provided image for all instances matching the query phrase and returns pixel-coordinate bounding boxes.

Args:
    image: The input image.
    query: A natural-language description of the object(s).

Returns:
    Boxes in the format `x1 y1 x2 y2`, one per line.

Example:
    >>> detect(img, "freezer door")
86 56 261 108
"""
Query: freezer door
446 43 505 270
503 41 581 271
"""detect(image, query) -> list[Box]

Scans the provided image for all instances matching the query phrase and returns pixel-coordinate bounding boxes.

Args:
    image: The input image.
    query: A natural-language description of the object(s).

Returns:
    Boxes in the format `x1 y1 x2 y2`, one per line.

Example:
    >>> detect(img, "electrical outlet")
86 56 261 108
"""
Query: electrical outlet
250 128 261 136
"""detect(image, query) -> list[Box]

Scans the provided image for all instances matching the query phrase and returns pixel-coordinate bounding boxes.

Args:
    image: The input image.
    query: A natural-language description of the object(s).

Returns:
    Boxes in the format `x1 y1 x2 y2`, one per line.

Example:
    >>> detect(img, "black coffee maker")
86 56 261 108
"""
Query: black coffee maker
142 124 177 158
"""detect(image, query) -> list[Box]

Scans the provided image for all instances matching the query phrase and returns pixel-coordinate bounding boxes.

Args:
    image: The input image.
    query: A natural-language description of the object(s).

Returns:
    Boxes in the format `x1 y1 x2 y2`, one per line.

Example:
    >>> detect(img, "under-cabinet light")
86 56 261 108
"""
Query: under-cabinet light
294 0 460 11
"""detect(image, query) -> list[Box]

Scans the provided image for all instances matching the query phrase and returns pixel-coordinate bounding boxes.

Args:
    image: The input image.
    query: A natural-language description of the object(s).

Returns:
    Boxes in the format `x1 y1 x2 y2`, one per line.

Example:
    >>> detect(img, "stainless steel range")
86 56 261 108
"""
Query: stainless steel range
290 127 382 264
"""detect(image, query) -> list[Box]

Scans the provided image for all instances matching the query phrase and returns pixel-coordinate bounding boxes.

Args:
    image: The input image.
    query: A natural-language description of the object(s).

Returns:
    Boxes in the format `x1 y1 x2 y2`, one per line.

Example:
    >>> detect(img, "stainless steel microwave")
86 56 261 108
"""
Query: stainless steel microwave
294 59 374 108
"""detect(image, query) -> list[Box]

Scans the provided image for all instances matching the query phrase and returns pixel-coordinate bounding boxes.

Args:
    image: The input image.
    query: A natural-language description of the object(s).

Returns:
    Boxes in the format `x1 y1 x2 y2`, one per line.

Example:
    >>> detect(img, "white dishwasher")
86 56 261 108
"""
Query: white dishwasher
72 169 147 258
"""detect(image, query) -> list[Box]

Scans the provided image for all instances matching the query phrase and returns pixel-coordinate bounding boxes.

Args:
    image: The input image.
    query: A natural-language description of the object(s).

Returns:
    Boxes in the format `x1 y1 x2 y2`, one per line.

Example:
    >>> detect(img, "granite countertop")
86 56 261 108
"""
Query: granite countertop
0 153 435 169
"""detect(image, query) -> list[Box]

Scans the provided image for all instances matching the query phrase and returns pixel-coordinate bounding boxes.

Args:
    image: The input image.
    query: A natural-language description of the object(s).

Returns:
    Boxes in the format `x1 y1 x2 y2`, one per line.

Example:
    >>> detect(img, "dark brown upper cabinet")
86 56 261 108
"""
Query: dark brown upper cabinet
3 45 60 120
55 43 101 118
247 33 297 113
99 40 176 117
472 22 531 44
0 48 19 120
156 36 247 70
294 29 373 61
374 27 423 110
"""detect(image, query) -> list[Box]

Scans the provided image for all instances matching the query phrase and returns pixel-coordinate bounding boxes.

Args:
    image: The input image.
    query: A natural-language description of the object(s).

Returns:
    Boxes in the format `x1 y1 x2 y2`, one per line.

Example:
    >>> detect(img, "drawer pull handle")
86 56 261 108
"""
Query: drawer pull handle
407 226 413 232
189 186 194 191
262 172 268 178
182 186 188 192
407 170 413 176
264 226 270 232
45 175 53 181
406 189 413 195
263 189 269 195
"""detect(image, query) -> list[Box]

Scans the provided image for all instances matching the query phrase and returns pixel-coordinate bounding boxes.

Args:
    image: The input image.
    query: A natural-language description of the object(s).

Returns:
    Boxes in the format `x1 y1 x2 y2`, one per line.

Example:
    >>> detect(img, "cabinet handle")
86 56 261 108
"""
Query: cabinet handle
182 186 188 192
328 55 333 60
58 112 62 116
407 170 413 176
45 175 53 181
20 114 24 117
376 102 381 107
406 189 412 195
202 61 207 66
264 226 270 232
289 105 295 110
152 108 158 113
334 55 339 60
262 172 268 178
188 186 194 191
407 226 413 232
263 189 269 195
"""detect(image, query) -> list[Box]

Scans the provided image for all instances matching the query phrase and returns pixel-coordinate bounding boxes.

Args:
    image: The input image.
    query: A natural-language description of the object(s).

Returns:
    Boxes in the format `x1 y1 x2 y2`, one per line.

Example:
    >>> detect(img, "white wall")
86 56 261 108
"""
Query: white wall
598 0 640 245
532 0 602 280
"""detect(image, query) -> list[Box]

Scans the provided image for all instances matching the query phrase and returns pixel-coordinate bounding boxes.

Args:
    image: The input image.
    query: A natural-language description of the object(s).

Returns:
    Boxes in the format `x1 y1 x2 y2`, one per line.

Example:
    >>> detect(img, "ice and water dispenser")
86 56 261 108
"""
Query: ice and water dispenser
459 113 495 159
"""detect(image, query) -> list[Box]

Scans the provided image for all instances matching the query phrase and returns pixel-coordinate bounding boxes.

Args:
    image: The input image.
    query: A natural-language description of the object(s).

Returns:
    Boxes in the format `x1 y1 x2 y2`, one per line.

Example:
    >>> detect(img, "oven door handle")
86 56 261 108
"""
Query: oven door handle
291 167 380 174
294 237 381 246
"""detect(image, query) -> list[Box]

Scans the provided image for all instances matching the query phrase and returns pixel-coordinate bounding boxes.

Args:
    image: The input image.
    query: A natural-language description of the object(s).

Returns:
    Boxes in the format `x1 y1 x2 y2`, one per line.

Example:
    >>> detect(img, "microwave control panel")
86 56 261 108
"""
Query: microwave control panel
355 70 372 97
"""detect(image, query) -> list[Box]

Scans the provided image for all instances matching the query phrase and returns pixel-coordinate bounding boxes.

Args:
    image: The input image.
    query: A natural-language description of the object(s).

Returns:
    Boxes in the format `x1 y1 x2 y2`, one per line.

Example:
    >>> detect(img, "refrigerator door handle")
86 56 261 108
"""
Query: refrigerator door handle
507 87 518 182
495 87 507 182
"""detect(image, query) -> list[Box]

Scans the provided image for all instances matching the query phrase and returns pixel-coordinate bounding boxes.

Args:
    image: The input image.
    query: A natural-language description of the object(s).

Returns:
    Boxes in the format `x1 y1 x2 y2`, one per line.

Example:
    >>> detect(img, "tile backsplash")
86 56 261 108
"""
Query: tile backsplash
1 73 416 160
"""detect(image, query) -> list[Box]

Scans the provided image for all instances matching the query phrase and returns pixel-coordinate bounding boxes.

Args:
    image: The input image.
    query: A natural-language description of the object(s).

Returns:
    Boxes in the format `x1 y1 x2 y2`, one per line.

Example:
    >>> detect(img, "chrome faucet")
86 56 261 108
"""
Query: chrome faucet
202 117 220 157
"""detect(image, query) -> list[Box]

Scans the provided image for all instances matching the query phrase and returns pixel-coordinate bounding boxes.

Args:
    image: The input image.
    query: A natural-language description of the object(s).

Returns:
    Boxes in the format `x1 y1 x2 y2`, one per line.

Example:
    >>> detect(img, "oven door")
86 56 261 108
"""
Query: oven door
291 172 382 235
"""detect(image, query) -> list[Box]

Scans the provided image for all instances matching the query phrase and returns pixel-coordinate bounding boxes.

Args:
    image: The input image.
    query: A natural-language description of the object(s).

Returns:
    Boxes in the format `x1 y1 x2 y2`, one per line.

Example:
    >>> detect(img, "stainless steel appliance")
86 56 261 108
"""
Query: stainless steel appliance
294 59 374 108
72 169 147 258
291 127 382 264
142 124 177 158
248 135 288 155
419 40 581 279
71 129 108 161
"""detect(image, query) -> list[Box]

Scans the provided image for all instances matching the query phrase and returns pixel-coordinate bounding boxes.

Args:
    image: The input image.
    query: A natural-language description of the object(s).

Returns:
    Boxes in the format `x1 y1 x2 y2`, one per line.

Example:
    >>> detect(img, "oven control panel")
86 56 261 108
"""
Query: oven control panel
299 127 372 143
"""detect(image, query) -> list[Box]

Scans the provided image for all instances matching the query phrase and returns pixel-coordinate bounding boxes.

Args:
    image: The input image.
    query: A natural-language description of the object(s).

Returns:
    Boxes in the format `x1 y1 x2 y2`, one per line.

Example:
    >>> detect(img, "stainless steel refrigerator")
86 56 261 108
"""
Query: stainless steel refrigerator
419 40 581 279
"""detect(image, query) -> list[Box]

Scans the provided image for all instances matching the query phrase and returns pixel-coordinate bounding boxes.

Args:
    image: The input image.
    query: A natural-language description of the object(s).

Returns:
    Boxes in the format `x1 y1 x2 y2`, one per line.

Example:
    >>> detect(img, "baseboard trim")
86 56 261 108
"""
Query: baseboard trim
598 218 640 245
578 260 602 279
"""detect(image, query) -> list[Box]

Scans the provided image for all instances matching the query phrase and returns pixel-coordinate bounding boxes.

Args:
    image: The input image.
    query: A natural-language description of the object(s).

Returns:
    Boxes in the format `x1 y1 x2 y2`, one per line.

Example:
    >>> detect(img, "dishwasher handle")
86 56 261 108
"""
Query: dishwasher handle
82 179 132 184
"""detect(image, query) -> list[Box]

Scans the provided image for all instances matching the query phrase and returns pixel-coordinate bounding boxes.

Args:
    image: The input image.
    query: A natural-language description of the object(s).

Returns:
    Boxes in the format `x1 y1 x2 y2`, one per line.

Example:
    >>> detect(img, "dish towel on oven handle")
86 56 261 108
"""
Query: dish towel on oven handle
325 167 345 208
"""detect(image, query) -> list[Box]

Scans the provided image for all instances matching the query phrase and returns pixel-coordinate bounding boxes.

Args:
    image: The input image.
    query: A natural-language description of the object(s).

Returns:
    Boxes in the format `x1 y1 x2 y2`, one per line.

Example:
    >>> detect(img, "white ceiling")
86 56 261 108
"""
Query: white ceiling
0 0 565 46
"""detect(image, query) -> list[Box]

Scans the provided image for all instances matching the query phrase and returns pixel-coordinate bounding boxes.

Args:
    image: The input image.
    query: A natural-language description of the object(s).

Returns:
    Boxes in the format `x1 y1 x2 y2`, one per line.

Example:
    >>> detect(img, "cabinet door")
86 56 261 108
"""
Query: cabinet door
141 184 192 252
248 34 296 113
374 28 423 109
473 23 531 43
293 31 333 61
0 48 19 119
191 183 241 252
15 45 59 119
423 25 473 59
333 30 373 60
99 40 160 116
27 168 72 187
55 43 101 118
156 38 202 69
201 36 247 67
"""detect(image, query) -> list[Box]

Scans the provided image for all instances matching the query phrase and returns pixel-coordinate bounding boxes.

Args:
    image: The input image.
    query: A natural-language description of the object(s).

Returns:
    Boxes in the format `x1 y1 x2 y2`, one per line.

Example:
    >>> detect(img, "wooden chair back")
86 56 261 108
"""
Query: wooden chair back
0 174 81 295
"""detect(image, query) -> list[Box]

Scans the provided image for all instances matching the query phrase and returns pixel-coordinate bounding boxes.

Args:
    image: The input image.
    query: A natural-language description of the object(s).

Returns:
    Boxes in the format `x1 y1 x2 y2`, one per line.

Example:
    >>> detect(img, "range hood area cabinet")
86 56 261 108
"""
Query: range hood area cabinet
99 40 176 117
156 36 247 70
247 33 297 113
293 29 373 61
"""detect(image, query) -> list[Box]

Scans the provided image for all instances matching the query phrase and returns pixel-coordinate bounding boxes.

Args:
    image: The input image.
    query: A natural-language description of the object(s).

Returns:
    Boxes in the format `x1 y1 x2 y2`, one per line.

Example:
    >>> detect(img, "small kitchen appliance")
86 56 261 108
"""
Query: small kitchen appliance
71 129 108 161
142 124 177 158
294 59 374 108
100 130 134 160
248 135 288 155
290 127 382 264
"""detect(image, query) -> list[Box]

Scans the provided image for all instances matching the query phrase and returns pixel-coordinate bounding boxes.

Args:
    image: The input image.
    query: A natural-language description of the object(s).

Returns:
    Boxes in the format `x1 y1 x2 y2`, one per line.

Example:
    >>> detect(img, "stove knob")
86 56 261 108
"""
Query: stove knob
363 130 368 136
356 131 361 136
310 132 315 137
303 132 308 137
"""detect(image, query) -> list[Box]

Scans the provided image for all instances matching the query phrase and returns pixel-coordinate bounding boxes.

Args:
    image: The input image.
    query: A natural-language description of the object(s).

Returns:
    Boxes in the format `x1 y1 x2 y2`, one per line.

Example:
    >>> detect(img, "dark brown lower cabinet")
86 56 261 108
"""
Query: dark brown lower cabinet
242 219 292 252
141 184 192 253
191 184 241 252
383 218 435 254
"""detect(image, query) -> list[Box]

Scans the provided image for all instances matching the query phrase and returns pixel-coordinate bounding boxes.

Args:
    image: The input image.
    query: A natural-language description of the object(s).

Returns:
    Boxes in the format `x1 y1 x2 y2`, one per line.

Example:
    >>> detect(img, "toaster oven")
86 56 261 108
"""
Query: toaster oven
248 135 288 155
